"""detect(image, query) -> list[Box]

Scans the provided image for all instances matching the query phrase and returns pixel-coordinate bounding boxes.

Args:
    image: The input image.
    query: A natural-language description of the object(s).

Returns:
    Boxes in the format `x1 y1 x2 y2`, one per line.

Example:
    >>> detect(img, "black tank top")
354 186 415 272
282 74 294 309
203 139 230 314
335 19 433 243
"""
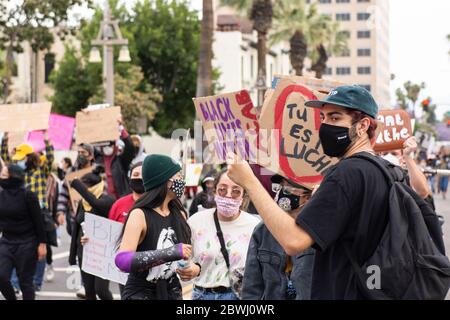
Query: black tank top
132 208 180 281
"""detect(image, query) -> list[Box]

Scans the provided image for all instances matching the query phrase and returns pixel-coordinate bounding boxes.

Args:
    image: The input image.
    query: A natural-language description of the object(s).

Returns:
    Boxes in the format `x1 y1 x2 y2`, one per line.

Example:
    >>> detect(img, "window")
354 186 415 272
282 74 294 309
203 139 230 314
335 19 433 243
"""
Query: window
357 66 371 75
250 55 254 78
357 30 371 38
44 53 55 83
336 67 351 75
360 85 371 92
324 67 332 75
336 13 351 21
358 0 370 2
357 48 371 56
337 48 351 57
339 30 351 38
336 0 350 3
319 0 332 3
357 12 371 20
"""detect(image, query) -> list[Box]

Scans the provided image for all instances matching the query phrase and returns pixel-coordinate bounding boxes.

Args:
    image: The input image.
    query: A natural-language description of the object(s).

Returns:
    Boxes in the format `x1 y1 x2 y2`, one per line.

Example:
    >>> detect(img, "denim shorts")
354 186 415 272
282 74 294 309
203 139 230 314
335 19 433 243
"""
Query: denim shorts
192 287 239 300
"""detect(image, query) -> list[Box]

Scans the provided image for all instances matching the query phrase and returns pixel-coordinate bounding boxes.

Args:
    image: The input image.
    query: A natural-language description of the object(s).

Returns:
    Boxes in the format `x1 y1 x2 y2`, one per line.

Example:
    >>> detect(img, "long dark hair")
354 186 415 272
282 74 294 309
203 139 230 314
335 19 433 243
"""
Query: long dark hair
116 181 191 249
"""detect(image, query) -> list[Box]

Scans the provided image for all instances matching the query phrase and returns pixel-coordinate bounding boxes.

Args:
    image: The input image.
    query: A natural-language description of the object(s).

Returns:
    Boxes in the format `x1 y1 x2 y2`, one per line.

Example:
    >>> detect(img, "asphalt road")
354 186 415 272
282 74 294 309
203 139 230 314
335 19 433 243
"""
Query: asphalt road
2 195 449 300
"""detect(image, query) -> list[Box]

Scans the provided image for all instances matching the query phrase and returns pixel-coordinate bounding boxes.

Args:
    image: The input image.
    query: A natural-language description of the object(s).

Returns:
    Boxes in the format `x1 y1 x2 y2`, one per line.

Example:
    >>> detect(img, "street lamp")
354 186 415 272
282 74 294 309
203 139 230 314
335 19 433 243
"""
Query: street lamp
88 0 130 106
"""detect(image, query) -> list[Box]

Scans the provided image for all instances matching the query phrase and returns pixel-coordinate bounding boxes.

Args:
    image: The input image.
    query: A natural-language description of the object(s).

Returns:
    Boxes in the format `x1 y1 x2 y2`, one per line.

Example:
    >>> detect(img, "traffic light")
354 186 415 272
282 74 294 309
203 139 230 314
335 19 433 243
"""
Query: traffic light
421 99 430 112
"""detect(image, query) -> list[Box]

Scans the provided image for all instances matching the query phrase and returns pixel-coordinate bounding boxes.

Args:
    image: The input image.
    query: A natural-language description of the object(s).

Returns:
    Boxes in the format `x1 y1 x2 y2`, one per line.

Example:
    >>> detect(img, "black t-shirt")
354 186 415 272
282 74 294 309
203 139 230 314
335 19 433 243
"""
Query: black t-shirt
296 152 389 299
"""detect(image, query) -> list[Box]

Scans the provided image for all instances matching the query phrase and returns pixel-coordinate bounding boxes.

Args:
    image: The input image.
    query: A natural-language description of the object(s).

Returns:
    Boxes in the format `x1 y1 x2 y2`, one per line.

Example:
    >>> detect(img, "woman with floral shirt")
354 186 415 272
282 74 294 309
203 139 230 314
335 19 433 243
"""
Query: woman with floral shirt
177 169 259 300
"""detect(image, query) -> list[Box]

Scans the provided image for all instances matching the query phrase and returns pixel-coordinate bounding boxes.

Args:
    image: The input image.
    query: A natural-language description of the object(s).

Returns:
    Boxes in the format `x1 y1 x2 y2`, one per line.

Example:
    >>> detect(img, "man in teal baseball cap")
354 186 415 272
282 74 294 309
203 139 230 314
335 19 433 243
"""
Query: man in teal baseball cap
304 84 379 158
225 84 398 299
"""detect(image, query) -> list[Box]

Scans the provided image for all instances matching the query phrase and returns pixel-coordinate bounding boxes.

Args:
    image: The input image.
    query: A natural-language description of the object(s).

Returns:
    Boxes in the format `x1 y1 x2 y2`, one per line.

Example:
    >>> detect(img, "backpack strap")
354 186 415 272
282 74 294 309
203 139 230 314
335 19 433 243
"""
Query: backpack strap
348 153 396 186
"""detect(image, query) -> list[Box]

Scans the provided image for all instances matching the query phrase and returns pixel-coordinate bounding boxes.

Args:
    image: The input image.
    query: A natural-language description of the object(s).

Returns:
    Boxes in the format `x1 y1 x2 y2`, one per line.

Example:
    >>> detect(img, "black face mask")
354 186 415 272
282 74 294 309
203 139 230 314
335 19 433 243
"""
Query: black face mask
0 178 24 190
129 179 145 194
134 146 140 155
319 123 353 158
276 190 300 212
77 154 89 169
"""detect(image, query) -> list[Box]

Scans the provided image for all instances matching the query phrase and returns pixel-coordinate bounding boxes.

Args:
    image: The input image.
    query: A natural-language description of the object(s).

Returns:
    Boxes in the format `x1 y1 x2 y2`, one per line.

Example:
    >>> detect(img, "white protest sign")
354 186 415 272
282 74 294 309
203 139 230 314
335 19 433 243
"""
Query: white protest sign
185 163 203 186
82 213 128 285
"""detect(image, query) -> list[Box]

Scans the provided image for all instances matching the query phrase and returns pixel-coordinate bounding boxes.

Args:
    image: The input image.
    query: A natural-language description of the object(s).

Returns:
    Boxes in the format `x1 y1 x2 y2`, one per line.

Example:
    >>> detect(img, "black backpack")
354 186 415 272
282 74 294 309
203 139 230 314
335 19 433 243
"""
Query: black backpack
344 153 450 300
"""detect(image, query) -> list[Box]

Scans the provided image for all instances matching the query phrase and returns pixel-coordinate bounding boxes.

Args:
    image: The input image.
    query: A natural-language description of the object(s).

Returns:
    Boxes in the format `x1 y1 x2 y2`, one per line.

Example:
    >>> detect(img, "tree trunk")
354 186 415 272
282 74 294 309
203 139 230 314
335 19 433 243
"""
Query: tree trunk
256 30 267 105
311 44 328 79
195 0 214 98
289 31 307 76
2 41 15 103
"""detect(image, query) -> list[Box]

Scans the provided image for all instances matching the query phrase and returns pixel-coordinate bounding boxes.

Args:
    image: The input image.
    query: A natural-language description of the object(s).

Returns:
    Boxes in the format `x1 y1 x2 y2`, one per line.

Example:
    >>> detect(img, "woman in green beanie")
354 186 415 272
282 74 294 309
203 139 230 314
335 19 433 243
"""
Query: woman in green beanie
115 154 193 300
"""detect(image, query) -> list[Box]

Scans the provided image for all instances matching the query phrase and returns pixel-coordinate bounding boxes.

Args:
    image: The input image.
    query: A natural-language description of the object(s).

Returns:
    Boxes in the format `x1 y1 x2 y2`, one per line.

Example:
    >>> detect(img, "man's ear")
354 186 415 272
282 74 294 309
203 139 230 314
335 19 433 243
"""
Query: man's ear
358 118 371 137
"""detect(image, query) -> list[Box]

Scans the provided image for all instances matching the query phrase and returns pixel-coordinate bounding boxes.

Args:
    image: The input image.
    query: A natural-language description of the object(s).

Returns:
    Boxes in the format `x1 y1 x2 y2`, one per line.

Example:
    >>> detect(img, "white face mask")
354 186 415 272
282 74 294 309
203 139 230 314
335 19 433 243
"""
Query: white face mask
382 153 400 166
103 146 114 156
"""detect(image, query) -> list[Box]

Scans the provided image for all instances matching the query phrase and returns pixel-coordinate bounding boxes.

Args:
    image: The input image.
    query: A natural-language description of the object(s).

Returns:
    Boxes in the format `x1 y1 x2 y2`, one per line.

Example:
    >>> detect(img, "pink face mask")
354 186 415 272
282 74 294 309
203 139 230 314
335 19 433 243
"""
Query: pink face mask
215 195 242 217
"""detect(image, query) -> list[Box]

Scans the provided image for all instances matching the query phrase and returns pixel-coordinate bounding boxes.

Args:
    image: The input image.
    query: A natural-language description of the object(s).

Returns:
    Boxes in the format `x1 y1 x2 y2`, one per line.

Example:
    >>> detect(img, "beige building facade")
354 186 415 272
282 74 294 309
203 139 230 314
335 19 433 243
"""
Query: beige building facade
313 0 391 108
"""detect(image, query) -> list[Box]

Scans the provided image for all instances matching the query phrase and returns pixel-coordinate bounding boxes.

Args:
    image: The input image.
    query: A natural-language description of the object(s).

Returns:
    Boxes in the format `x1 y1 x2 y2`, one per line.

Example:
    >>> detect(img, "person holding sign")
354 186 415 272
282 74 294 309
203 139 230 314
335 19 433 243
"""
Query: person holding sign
96 115 135 200
227 85 405 299
381 136 432 201
0 164 47 300
68 167 114 300
57 143 96 237
115 155 192 300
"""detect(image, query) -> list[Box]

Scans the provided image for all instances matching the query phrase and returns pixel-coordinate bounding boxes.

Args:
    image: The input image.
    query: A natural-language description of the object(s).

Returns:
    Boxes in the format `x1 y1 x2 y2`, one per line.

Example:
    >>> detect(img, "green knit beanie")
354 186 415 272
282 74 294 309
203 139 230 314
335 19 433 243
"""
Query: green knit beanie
142 154 182 191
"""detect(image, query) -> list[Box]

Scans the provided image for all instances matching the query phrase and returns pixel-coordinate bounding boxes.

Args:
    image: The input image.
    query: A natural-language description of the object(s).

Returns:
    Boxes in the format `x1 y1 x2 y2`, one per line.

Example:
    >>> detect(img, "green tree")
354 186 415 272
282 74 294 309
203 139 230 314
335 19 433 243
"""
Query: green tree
271 0 325 76
49 45 100 116
310 21 349 79
395 81 426 118
129 0 201 137
89 65 162 133
0 0 92 103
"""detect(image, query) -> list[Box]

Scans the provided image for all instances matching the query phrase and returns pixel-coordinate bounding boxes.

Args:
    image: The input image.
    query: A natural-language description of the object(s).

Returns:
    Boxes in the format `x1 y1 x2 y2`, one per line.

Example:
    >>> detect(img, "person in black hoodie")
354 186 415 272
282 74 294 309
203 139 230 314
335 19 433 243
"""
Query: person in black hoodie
0 164 47 300
68 166 114 300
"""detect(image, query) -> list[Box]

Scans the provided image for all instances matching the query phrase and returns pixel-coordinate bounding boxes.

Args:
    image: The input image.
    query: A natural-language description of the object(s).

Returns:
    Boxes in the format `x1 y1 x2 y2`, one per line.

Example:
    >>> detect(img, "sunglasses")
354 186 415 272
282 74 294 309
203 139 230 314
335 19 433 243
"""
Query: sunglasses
272 183 311 197
217 185 243 199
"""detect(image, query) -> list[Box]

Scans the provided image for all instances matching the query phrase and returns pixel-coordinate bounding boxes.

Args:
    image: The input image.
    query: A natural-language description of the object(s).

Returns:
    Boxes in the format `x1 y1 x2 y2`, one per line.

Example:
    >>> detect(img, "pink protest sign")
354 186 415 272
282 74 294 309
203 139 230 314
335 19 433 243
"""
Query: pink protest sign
27 114 75 152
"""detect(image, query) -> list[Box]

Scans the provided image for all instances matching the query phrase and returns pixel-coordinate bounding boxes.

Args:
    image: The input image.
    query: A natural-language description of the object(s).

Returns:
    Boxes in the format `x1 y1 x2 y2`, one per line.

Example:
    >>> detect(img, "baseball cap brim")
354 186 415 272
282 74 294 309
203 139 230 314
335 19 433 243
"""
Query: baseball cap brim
12 152 27 161
305 99 352 110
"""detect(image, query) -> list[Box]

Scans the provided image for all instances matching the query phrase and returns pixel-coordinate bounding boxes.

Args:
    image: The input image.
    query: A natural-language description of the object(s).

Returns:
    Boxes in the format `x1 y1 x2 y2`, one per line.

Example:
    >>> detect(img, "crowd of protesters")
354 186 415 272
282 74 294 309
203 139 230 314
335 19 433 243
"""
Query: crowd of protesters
1 86 449 301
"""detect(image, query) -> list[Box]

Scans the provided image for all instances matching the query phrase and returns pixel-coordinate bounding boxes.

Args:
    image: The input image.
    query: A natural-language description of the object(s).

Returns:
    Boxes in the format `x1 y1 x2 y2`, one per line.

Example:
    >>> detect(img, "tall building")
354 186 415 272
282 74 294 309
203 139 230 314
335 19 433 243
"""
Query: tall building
312 0 391 108
213 0 391 108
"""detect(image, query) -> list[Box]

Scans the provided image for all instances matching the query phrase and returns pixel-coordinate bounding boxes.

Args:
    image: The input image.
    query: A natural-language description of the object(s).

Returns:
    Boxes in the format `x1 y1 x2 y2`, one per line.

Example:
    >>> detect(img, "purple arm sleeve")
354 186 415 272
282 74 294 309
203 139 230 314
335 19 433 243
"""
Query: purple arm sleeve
115 244 184 273
115 251 135 273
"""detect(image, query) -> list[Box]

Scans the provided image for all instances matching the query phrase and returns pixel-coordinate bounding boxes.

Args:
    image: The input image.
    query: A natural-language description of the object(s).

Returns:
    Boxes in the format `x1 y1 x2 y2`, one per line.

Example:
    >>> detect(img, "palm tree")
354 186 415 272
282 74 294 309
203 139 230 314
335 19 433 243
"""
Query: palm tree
196 0 214 97
221 0 273 103
310 20 349 79
271 0 322 76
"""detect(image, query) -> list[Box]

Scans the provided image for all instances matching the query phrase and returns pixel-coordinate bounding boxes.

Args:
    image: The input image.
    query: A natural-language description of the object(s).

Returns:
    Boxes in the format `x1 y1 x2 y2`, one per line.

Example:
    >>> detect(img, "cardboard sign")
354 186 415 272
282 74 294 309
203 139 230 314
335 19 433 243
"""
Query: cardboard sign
65 167 93 213
27 114 75 152
193 90 260 164
185 163 203 186
0 103 51 132
75 107 121 145
259 78 338 189
82 213 128 285
374 109 412 152
272 74 344 93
